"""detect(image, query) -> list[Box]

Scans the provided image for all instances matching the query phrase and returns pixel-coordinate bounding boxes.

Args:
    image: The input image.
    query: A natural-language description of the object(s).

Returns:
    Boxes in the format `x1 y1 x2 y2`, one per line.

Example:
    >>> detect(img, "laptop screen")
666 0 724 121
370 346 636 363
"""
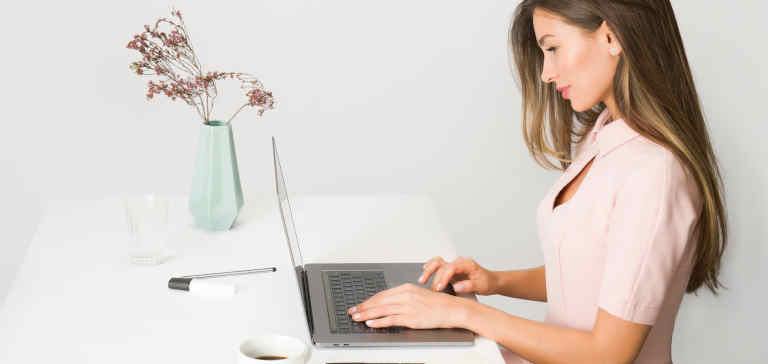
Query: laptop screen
272 137 305 270
273 137 315 336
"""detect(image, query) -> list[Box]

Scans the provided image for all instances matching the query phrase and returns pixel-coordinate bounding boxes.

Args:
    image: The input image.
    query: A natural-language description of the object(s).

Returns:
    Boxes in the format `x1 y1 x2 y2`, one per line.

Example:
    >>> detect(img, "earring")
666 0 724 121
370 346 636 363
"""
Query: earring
609 47 619 55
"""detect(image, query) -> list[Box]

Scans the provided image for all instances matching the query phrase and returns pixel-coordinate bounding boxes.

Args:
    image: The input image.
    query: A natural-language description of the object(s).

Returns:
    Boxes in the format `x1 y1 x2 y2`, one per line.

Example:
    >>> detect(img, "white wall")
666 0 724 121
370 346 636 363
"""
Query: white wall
1 0 765 361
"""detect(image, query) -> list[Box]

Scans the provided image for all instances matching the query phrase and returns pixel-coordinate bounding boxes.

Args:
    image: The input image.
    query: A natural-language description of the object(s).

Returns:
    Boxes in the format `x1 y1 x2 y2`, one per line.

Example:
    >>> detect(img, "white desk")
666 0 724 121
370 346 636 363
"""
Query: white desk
0 194 504 363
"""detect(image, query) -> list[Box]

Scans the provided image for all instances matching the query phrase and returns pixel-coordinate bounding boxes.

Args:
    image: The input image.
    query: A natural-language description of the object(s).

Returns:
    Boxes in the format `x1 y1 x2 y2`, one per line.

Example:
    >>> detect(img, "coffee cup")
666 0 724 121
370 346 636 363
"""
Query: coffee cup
238 334 310 364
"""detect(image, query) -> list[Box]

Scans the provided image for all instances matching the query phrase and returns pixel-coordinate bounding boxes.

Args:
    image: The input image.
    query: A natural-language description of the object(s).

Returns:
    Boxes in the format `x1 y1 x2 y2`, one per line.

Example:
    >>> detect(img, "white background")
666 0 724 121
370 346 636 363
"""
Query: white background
1 0 766 361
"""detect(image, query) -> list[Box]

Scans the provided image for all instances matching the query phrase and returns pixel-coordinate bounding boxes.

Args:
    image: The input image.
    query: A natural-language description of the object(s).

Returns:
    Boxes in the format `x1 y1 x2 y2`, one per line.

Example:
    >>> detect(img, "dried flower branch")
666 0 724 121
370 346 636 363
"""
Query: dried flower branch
126 7 274 124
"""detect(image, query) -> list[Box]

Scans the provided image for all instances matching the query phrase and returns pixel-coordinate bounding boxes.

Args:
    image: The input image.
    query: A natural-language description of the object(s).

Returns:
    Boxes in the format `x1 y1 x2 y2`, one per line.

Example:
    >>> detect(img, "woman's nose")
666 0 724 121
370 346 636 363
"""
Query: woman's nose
541 61 556 83
541 70 555 84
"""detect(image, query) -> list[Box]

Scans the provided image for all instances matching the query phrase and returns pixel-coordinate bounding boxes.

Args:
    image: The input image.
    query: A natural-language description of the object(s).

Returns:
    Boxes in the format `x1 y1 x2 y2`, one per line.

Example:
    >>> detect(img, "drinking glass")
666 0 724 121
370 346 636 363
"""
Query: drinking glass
124 194 173 265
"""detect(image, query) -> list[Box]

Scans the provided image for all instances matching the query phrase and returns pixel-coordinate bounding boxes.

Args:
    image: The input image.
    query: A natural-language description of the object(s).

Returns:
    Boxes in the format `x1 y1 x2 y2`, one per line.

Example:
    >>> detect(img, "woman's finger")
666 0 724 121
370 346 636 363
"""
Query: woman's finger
350 285 414 313
419 257 445 284
365 314 408 328
432 263 456 291
351 304 409 322
451 257 477 274
419 257 444 283
453 280 473 293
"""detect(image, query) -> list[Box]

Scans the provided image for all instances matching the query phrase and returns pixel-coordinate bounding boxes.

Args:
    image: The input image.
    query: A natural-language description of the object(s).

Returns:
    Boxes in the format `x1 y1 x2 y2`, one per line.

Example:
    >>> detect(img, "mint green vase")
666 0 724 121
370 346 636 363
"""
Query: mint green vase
189 120 244 231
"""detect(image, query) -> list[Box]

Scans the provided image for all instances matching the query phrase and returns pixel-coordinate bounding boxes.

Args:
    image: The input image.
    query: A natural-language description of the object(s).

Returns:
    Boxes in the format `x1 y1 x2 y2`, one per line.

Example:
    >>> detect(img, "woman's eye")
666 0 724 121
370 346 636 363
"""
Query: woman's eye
546 47 557 52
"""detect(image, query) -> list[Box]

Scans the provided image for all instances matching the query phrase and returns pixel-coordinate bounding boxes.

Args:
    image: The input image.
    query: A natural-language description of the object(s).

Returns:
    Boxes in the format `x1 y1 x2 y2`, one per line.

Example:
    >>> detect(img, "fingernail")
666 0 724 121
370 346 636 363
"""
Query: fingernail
437 283 443 291
353 313 360 320
366 320 373 326
418 274 424 282
349 306 357 313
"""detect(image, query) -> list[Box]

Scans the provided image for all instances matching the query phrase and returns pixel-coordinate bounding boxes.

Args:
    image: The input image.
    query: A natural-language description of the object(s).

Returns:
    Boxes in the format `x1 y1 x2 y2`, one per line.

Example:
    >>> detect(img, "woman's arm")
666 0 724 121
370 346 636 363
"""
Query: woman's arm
461 302 651 364
352 283 651 363
491 265 547 302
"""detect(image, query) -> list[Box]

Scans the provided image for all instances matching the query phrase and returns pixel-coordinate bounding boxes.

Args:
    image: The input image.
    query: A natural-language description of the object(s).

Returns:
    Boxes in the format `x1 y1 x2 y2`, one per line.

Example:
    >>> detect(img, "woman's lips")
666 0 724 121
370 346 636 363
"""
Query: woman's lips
561 86 571 99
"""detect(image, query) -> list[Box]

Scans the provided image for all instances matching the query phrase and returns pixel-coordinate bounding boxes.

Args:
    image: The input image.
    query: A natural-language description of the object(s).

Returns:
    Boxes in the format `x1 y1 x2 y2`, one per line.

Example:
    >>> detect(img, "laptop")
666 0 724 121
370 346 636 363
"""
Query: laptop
271 137 475 347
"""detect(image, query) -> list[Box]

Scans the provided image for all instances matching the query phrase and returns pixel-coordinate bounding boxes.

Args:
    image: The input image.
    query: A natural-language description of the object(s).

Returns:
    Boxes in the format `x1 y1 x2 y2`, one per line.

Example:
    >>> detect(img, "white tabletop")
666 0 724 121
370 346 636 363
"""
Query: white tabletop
0 194 504 363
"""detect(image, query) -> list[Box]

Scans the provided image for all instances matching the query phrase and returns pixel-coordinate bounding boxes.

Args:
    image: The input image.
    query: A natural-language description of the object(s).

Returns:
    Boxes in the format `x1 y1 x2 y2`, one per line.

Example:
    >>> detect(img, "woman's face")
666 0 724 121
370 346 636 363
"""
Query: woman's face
532 8 621 112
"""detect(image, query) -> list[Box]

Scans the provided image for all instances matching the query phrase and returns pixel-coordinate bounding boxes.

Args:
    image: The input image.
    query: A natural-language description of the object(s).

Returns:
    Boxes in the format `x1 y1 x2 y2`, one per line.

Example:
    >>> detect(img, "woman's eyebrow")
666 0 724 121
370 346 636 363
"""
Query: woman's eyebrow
538 34 554 45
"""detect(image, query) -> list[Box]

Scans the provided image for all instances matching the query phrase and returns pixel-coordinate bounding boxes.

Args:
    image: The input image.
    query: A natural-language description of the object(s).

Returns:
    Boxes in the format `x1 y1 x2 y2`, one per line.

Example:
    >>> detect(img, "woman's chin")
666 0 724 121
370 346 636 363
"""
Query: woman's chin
568 99 582 111
569 99 589 112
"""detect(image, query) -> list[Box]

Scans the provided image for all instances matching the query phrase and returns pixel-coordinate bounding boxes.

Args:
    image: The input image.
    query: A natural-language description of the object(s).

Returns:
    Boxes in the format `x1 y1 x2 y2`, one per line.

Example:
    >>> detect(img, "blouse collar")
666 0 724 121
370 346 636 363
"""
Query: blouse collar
588 108 641 157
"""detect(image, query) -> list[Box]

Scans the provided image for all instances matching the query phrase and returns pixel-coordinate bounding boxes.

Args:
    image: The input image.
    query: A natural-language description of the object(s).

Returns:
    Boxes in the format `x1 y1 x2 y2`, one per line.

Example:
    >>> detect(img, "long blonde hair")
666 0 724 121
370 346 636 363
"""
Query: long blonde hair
509 0 727 295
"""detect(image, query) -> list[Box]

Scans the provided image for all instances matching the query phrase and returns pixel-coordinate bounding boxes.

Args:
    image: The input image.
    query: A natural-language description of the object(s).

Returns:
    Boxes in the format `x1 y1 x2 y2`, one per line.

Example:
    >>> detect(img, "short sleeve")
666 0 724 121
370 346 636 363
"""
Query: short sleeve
598 152 702 325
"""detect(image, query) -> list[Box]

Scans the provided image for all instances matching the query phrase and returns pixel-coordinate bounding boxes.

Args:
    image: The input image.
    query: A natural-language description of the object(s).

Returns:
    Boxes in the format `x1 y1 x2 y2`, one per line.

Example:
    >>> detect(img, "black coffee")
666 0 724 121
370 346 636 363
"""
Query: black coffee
254 355 287 360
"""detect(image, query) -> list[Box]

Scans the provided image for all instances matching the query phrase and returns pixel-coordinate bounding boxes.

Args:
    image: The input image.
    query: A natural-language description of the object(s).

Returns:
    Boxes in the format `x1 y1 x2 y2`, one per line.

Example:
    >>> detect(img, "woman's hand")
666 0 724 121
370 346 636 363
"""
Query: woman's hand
347 283 473 329
419 256 497 296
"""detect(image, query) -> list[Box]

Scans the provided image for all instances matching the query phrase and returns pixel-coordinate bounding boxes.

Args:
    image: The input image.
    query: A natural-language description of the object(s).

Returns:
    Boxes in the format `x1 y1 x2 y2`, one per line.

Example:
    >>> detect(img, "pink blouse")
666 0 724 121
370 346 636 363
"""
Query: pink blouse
502 108 703 364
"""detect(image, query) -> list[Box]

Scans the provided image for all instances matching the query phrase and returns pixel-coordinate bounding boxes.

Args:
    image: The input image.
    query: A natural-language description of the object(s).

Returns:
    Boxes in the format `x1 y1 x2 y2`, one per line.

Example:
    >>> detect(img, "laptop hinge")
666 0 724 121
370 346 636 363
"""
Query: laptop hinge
300 268 315 338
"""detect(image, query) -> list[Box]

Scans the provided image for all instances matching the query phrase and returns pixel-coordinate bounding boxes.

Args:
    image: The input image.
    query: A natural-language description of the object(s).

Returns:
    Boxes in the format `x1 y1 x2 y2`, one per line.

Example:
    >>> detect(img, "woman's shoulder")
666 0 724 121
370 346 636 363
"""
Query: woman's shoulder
614 135 686 177
609 136 702 208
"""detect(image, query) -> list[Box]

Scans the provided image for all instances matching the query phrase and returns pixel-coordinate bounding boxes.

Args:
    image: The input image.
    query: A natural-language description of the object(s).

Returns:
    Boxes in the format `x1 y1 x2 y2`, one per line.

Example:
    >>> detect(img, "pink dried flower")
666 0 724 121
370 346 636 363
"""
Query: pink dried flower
126 7 275 124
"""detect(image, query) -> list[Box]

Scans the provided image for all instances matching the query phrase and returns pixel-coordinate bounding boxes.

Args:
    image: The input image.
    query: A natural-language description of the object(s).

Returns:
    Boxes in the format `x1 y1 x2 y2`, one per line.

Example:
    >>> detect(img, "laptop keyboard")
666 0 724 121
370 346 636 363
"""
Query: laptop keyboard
324 271 403 334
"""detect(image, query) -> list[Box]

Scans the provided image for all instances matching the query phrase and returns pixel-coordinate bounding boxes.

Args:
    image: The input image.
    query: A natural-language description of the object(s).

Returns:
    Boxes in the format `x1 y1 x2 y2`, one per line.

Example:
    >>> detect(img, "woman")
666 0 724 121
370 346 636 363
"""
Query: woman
346 1 727 363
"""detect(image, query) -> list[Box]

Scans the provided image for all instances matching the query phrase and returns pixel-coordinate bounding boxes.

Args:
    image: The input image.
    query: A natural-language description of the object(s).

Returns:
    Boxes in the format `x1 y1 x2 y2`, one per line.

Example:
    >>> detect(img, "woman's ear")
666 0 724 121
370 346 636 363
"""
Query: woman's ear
609 37 622 56
600 21 622 56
